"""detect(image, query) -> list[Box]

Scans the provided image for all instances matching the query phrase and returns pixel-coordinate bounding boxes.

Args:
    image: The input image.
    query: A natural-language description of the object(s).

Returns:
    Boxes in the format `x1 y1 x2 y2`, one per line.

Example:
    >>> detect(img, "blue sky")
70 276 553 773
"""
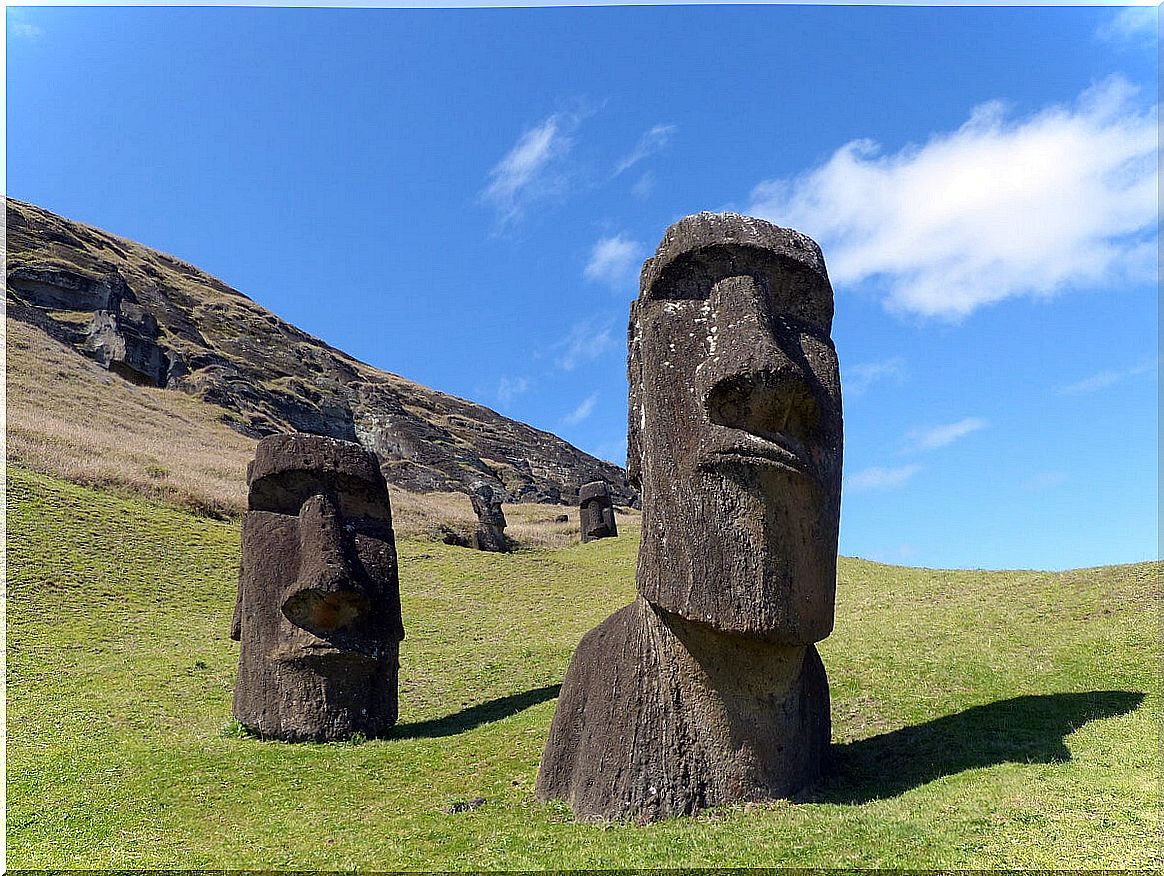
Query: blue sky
6 4 1158 570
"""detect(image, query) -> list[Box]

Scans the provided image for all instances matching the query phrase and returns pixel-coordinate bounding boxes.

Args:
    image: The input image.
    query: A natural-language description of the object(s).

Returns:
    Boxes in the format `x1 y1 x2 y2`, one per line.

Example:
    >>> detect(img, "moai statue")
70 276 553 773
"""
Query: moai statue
470 481 510 552
536 213 843 821
578 481 618 543
231 433 405 741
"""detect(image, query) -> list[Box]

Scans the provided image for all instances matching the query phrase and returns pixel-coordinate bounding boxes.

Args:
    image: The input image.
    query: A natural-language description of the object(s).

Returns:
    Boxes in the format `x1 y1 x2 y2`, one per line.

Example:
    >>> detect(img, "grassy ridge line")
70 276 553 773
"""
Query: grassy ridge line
7 465 1159 868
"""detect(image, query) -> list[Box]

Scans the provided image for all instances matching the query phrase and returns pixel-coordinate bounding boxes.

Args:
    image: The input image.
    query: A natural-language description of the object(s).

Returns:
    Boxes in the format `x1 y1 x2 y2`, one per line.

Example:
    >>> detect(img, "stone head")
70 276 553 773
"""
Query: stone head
231 433 403 740
579 480 618 542
628 213 843 644
470 481 506 528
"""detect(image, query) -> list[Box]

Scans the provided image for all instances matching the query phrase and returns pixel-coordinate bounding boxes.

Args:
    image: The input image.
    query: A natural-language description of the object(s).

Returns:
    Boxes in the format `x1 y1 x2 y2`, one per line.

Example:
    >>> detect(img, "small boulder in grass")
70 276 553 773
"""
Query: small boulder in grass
444 797 487 814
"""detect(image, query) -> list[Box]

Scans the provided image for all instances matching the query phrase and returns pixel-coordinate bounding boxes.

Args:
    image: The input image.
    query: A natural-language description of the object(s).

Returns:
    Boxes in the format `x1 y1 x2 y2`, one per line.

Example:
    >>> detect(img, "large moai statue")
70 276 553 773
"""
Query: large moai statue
231 433 405 741
578 481 618 542
470 481 510 552
536 213 843 821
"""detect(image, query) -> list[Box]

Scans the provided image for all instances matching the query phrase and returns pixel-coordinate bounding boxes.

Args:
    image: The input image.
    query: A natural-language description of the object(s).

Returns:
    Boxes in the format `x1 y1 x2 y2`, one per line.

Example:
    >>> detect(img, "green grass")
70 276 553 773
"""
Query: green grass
7 465 1159 869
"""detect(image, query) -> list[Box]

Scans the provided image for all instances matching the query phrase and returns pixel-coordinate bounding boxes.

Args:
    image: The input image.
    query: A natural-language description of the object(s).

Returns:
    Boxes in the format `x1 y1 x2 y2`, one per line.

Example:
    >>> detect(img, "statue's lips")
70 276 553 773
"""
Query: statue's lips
699 428 817 480
272 639 382 665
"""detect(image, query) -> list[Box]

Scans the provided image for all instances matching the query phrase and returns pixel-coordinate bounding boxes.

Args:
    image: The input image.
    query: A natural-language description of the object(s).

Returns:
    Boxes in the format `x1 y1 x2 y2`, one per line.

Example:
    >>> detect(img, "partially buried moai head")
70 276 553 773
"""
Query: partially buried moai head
231 433 404 741
469 481 506 528
628 212 843 644
578 481 618 542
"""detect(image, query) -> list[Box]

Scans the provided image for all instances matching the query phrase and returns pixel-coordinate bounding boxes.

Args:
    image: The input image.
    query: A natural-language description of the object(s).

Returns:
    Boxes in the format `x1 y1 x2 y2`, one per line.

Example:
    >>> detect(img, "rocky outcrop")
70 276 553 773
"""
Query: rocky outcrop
5 198 634 505
8 266 172 386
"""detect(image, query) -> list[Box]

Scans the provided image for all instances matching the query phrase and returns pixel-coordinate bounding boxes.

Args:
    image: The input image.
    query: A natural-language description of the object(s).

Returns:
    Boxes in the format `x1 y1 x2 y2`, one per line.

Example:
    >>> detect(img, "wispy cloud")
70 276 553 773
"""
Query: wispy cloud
584 234 644 288
480 111 579 228
614 123 677 176
561 392 599 427
553 318 616 371
631 171 655 200
845 356 906 397
1057 356 1158 395
1096 7 1157 44
907 417 988 451
845 464 922 493
496 376 530 406
750 76 1157 320
8 16 43 39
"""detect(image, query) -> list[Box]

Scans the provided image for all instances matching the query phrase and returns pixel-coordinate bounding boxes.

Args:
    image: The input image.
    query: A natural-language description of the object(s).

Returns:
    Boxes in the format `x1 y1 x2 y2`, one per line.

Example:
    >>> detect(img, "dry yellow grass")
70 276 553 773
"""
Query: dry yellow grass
5 317 253 518
5 316 639 544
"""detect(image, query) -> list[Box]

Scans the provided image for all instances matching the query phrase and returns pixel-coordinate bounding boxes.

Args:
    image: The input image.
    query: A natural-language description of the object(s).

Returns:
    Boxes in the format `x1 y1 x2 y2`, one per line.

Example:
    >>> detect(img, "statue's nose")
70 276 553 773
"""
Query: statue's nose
697 276 815 433
282 494 370 635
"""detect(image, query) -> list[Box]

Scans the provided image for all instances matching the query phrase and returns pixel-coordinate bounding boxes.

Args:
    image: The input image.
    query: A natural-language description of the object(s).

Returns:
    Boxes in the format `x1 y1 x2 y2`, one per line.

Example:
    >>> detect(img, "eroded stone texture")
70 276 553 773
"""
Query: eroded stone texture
7 266 172 386
578 481 618 543
231 433 404 741
470 481 510 552
537 212 843 821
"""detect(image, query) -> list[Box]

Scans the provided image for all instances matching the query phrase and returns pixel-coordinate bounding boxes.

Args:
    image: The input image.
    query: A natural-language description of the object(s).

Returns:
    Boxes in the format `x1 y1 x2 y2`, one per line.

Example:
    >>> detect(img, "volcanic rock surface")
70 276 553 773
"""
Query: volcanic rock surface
5 198 633 505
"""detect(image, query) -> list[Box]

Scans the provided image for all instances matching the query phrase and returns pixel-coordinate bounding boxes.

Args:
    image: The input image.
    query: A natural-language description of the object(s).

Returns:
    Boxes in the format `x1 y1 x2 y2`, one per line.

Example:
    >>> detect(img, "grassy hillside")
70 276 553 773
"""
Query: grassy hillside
5 316 619 548
7 465 1158 869
6 198 633 505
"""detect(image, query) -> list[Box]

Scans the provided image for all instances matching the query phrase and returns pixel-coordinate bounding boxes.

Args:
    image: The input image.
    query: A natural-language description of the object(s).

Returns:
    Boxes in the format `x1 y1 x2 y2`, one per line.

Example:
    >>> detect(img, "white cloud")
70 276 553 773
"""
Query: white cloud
631 171 656 199
496 376 529 406
907 417 987 451
615 123 677 176
1096 7 1157 44
845 464 922 493
584 234 644 288
480 112 577 228
1057 356 1158 395
554 319 616 371
844 356 906 397
8 19 43 39
561 392 599 427
750 76 1158 320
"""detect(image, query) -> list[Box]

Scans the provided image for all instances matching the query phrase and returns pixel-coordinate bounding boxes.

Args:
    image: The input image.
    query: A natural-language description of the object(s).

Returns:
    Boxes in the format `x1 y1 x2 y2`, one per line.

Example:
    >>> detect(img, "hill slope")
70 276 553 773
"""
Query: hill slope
6 465 1158 869
5 198 633 505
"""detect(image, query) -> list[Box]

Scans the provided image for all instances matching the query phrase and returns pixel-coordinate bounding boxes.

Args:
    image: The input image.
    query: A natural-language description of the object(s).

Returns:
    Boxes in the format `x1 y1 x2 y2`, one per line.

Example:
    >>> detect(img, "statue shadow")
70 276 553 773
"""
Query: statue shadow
391 683 561 740
819 690 1144 804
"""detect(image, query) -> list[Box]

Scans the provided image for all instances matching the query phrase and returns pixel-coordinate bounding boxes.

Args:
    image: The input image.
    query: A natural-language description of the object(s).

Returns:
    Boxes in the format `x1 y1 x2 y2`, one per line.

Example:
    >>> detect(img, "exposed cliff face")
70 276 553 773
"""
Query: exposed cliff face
5 198 634 505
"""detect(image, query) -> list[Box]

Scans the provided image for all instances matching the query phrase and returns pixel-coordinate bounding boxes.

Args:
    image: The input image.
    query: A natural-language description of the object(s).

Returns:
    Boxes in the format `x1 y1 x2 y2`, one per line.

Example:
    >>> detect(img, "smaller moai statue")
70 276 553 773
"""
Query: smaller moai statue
470 481 510 552
578 481 618 543
231 433 404 741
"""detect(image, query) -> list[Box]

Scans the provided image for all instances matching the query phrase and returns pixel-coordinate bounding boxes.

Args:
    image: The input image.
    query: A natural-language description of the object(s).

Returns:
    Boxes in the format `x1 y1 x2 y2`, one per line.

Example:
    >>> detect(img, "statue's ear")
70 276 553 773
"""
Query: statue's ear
626 301 643 491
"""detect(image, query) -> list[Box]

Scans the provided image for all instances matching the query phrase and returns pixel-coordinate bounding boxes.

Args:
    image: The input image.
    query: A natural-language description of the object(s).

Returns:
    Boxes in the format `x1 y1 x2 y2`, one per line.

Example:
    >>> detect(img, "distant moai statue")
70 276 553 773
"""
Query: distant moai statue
578 481 618 542
470 481 510 552
231 433 404 741
536 213 844 821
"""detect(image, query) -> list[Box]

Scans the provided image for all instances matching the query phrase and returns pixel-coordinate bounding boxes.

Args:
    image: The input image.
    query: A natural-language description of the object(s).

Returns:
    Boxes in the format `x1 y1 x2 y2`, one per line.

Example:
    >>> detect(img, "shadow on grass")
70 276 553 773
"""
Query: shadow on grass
821 690 1144 804
391 683 561 739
